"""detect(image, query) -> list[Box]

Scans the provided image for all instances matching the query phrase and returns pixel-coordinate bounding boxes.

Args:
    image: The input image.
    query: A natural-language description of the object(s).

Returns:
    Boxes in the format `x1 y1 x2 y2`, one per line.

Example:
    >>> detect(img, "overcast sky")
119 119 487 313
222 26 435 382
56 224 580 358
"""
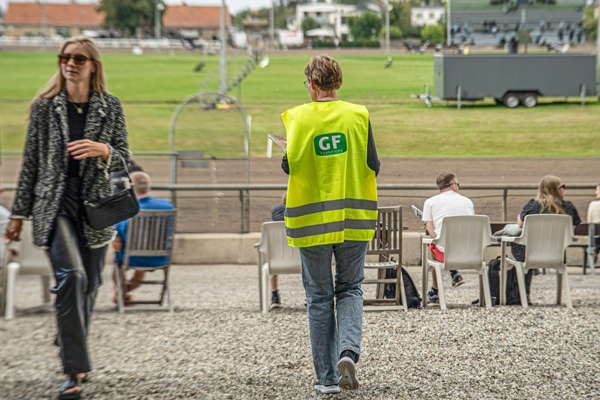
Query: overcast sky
0 0 274 16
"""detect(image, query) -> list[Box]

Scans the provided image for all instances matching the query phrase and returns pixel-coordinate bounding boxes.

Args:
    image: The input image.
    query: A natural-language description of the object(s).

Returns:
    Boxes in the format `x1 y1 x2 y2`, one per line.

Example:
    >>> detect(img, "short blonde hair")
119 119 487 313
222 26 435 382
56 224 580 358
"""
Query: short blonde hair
304 54 343 92
132 172 151 196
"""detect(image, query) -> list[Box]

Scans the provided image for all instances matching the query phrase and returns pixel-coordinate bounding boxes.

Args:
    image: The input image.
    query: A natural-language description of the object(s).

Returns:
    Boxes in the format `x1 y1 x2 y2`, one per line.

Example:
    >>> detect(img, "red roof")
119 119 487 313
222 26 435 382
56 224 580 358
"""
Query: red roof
4 3 105 27
163 5 230 29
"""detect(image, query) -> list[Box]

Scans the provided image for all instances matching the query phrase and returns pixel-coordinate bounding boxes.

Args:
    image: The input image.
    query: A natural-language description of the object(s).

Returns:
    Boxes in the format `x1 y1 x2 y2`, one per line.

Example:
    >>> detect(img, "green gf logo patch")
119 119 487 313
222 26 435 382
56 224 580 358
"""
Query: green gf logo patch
314 133 347 156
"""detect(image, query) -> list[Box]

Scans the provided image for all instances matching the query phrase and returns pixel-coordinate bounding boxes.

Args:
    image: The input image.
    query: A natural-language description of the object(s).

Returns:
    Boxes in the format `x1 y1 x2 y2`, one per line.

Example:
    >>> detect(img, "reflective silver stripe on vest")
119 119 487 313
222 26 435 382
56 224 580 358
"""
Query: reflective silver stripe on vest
286 219 376 239
285 198 377 218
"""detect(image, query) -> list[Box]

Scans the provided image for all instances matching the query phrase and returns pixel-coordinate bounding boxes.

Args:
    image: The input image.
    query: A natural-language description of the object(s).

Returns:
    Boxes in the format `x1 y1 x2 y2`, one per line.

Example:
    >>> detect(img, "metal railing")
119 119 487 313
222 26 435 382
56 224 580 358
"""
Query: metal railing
4 183 594 233
0 37 222 50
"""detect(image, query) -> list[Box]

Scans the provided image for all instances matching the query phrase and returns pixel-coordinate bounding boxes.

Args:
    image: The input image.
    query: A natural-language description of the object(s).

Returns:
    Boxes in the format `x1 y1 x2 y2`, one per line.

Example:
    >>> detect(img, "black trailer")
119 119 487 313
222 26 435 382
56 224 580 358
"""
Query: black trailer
414 53 597 108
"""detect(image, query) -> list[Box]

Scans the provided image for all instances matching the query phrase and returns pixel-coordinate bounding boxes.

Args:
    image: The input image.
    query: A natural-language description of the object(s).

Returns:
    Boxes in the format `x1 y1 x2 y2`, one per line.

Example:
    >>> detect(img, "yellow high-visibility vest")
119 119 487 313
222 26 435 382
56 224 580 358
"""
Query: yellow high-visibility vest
282 100 377 247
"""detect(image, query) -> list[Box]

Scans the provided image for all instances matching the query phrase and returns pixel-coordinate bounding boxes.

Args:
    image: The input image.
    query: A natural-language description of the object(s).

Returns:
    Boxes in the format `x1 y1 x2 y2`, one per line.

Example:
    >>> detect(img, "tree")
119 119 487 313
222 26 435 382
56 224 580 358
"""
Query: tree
421 24 444 43
382 26 403 40
347 12 382 40
98 0 165 37
301 16 319 33
582 5 597 41
389 0 423 38
232 9 255 29
254 5 295 30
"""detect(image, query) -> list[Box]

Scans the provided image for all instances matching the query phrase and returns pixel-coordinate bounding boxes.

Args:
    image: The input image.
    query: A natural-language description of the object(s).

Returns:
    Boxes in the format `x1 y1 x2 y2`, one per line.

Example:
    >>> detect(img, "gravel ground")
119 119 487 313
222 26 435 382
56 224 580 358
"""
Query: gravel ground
1 264 599 400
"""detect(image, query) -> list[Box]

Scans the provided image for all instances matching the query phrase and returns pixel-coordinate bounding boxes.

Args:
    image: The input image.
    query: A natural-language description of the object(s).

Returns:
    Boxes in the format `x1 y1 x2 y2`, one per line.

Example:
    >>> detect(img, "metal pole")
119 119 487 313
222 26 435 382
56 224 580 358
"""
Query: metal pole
41 0 47 52
597 1 600 98
270 2 275 50
155 2 160 53
589 223 596 275
447 0 451 47
220 0 227 95
502 189 508 221
385 0 390 56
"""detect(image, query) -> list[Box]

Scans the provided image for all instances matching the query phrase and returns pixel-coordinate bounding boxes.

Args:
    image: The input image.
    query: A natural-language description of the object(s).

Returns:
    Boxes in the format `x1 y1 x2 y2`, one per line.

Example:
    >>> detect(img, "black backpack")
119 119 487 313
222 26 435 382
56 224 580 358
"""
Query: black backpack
384 266 422 308
488 257 531 306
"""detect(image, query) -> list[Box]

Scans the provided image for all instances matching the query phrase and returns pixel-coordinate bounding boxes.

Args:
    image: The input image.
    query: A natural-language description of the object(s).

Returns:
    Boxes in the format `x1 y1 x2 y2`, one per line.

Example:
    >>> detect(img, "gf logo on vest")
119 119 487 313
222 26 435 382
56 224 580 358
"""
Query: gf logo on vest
314 133 347 156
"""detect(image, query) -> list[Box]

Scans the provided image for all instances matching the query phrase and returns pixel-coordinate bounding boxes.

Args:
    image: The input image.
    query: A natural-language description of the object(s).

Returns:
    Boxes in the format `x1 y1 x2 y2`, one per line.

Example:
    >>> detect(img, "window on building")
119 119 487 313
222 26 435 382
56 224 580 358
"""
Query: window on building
417 13 423 19
304 12 308 17
429 13 434 19
341 17 347 24
316 12 321 17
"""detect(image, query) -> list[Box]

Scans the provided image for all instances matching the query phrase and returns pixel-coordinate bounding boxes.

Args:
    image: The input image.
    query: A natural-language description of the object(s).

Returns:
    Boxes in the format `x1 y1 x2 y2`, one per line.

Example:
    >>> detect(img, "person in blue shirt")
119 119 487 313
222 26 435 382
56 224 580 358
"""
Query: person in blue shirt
111 171 174 302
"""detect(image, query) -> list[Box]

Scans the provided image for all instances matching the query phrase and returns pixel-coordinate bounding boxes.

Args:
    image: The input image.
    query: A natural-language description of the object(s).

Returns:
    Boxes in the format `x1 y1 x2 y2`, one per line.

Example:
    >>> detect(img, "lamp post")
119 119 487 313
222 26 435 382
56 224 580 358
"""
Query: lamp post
155 1 165 53
41 0 47 52
597 0 600 98
220 0 227 95
445 0 451 47
270 1 275 49
385 0 390 56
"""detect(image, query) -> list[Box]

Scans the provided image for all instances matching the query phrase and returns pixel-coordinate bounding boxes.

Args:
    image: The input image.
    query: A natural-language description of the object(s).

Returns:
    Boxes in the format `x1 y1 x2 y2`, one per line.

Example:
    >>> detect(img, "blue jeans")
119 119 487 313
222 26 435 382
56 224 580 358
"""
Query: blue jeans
299 240 368 385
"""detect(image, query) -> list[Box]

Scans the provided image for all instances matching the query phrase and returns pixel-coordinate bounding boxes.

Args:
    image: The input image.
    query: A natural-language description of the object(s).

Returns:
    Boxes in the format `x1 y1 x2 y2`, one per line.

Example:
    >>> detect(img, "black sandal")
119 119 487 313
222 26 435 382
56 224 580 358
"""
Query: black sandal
59 377 81 400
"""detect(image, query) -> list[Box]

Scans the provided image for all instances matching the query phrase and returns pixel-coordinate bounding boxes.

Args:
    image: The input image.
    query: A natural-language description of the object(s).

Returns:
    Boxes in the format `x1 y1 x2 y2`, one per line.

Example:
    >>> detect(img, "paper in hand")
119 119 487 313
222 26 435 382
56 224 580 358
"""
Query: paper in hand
268 134 287 153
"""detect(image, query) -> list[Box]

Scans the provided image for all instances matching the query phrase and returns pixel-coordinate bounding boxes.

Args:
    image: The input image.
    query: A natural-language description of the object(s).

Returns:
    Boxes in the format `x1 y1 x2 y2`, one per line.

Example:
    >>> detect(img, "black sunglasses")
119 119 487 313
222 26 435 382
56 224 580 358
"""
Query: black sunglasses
58 53 90 66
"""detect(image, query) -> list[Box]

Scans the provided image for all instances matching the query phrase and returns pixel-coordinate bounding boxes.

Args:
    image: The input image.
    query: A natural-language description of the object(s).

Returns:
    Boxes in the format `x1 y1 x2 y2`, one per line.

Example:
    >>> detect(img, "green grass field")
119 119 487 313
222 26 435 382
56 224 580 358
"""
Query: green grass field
0 51 598 157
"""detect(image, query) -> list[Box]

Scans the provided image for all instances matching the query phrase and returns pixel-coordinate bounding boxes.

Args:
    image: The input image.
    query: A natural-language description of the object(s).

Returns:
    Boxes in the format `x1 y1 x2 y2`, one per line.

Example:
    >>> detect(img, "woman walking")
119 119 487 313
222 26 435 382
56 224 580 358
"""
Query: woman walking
5 36 129 399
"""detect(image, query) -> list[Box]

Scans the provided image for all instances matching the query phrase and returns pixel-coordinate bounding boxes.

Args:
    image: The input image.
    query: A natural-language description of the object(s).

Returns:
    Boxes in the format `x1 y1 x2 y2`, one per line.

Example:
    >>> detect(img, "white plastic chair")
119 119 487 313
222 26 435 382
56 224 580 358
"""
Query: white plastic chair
502 214 574 309
422 215 494 310
3 220 53 319
255 221 302 314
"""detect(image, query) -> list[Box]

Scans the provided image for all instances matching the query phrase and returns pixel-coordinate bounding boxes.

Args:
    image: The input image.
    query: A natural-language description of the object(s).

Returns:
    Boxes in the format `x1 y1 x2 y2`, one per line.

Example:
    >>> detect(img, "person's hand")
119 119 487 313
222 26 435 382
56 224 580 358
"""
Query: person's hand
4 219 23 242
67 140 110 161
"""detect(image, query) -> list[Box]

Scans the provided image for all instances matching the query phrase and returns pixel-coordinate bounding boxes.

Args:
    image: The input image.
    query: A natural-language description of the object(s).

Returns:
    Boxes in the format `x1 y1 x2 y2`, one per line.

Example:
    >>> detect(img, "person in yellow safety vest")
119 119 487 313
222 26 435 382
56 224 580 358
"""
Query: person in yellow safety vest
280 54 380 395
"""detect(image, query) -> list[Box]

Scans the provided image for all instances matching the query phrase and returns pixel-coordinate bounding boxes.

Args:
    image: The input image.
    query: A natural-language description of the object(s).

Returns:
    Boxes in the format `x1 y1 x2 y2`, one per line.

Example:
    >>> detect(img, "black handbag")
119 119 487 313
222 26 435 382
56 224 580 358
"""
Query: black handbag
84 154 140 230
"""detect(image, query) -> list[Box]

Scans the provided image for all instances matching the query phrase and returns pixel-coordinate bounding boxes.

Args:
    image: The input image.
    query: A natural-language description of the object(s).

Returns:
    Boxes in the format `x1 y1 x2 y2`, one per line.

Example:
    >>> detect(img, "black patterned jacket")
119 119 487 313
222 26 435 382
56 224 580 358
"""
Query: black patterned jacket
12 87 129 248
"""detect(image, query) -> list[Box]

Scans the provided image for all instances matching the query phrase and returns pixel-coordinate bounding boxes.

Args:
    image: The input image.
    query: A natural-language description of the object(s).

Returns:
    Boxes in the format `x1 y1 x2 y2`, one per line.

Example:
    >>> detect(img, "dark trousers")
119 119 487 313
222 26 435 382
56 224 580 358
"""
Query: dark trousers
47 178 107 375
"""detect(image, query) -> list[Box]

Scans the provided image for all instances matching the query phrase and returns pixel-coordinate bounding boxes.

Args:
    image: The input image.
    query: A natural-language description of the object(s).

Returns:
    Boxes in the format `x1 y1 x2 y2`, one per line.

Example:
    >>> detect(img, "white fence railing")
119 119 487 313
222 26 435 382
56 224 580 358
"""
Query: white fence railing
0 36 222 50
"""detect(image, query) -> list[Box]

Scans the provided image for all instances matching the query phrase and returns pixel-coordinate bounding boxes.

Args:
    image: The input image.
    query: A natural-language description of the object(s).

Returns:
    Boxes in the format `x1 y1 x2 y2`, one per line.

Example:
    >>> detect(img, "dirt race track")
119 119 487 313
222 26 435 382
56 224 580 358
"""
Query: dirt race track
1 156 599 233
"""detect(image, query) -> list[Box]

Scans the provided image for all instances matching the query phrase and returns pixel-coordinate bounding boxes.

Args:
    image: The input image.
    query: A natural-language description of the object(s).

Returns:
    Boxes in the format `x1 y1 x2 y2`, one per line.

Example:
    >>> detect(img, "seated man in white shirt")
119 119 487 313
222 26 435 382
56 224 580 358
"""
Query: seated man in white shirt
422 172 475 305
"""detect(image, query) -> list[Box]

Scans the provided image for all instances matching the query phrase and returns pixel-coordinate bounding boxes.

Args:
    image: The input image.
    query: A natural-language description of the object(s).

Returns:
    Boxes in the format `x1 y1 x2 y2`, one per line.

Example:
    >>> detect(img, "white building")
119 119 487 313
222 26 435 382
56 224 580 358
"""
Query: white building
411 5 445 27
290 0 382 41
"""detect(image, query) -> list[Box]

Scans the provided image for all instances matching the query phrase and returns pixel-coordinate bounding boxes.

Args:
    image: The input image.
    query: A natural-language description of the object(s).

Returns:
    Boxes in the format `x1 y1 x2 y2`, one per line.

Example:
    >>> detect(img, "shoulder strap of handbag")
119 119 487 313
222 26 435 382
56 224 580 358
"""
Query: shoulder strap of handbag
117 153 134 188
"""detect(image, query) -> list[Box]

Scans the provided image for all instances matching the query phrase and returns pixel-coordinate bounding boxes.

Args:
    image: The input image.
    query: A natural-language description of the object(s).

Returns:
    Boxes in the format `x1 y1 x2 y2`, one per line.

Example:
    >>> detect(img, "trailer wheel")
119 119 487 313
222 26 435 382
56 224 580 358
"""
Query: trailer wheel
503 93 520 108
521 93 538 108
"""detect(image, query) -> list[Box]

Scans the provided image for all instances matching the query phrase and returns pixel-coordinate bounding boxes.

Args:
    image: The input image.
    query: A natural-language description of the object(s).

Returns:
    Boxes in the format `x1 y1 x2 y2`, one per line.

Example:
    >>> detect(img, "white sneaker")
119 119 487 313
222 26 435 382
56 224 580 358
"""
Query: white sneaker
315 384 340 394
337 357 359 390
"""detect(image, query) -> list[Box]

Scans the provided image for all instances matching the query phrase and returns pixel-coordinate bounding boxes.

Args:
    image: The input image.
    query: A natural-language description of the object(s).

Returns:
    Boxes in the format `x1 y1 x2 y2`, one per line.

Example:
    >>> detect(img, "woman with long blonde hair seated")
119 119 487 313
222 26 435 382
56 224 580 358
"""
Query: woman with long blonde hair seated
512 175 581 302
